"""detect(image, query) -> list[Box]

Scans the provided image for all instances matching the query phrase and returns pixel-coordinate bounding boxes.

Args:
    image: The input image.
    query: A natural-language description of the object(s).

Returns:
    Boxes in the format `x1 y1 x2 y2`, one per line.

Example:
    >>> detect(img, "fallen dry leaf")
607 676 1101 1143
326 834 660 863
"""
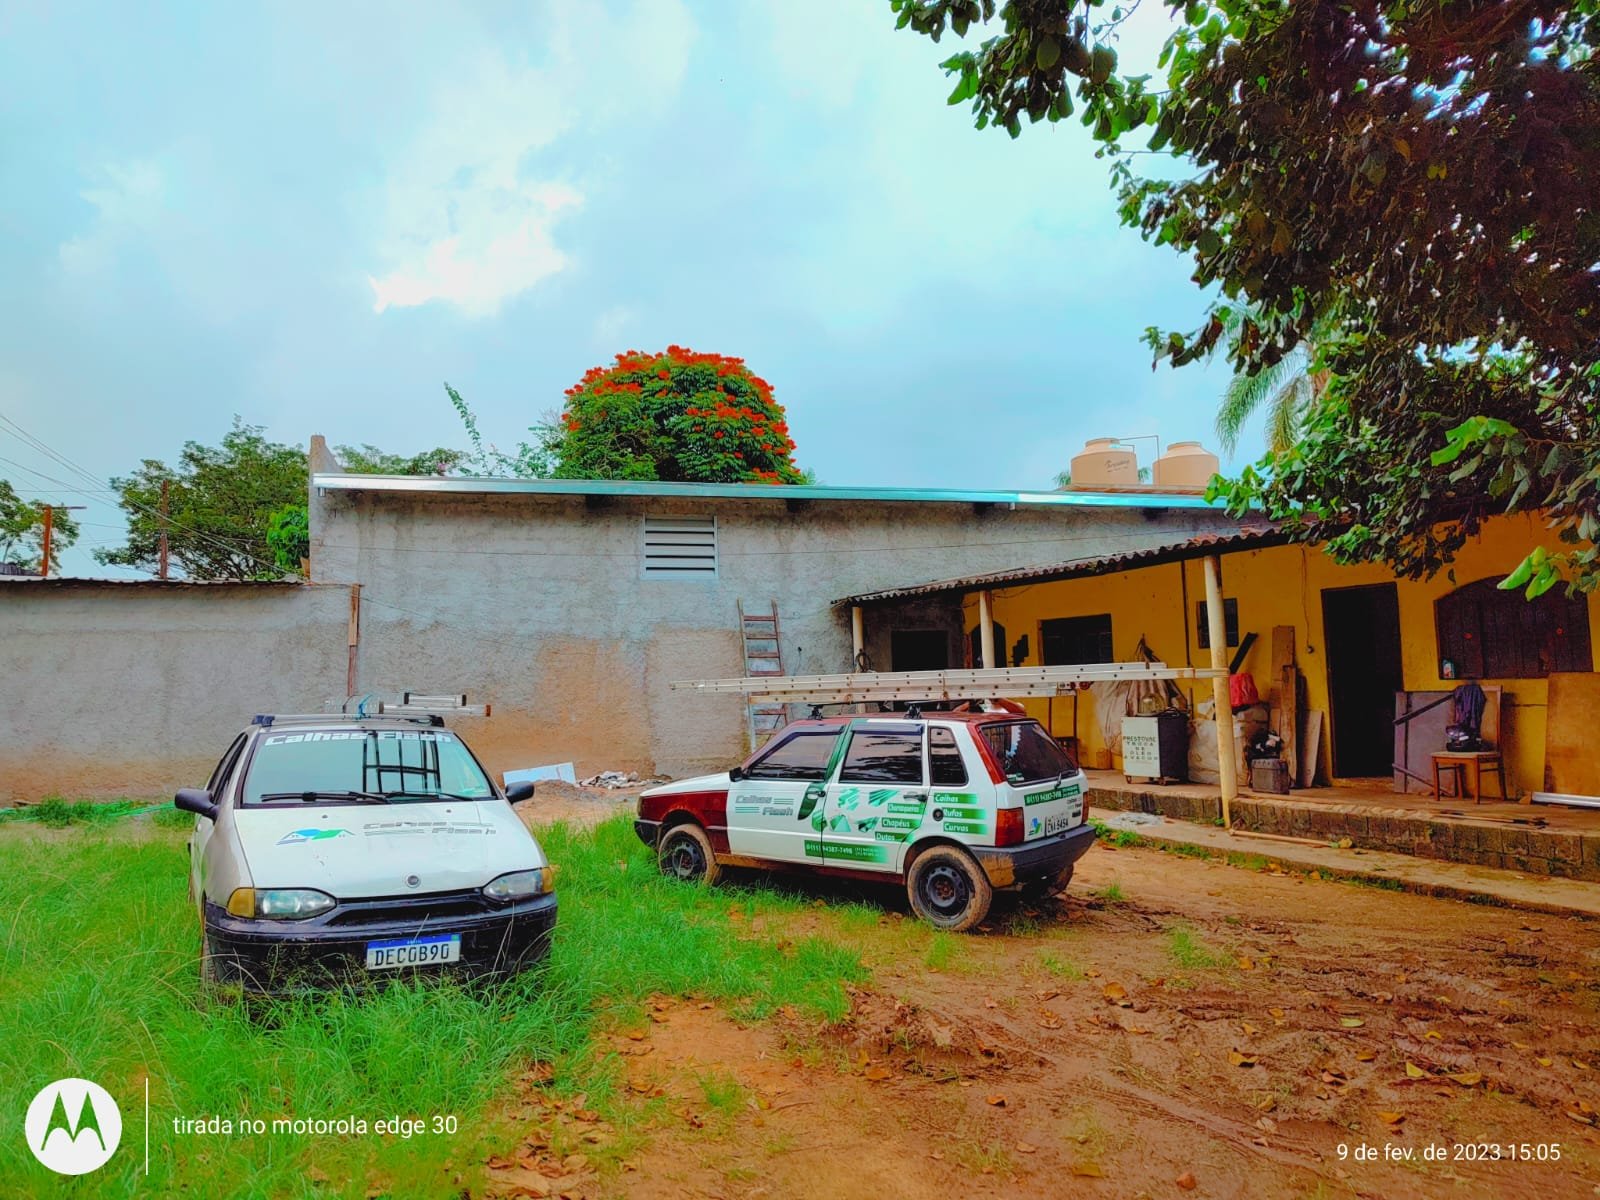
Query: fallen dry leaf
1015 1142 1038 1155
863 1066 891 1082
1070 1161 1106 1178
1405 1062 1426 1079
1379 1111 1406 1125
1341 1018 1365 1028
1356 1049 1376 1062
986 1095 1007 1107
1424 1030 1444 1041
1237 956 1255 970
1228 1049 1257 1069
625 1031 646 1041
1537 1057 1554 1067
1241 1022 1259 1036
1103 982 1129 1005
1176 1171 1198 1190
1269 1007 1286 1020
1448 1072 1483 1087
1574 1059 1592 1071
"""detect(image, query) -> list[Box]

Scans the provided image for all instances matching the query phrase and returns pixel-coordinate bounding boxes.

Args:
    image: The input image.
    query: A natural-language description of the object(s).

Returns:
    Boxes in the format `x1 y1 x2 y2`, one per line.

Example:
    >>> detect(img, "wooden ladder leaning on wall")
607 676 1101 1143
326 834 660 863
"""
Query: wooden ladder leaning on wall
737 599 788 750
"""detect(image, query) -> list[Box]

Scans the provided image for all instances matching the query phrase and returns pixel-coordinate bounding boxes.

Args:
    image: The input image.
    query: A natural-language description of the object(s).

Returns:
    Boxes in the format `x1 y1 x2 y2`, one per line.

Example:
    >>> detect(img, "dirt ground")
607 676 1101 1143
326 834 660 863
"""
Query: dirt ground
498 799 1600 1200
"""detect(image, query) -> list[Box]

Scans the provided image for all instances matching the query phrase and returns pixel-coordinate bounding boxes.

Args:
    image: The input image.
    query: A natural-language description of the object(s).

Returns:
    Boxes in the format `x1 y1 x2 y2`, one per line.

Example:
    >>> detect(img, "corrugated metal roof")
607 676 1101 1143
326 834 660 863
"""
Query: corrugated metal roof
312 472 1222 511
835 524 1289 606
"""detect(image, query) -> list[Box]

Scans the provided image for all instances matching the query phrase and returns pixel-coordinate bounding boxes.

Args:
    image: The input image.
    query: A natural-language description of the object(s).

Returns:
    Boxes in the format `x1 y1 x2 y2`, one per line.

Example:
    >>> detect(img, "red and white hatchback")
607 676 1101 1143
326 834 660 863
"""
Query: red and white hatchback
635 712 1095 930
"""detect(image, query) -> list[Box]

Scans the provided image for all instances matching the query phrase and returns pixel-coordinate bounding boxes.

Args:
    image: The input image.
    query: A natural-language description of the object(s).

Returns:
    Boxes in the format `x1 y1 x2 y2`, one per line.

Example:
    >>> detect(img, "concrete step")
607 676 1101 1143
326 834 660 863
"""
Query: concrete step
1087 784 1600 883
1094 810 1600 921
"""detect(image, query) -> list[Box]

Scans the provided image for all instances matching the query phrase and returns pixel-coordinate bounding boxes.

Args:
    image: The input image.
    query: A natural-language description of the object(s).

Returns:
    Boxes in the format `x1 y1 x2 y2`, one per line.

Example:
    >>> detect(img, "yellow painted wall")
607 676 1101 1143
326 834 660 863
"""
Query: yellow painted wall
963 514 1599 794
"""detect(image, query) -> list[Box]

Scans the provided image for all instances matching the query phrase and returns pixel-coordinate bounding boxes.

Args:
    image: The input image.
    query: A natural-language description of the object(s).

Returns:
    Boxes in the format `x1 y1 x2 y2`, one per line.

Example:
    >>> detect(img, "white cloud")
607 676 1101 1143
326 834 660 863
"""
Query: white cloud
57 160 166 276
366 0 695 318
591 303 633 346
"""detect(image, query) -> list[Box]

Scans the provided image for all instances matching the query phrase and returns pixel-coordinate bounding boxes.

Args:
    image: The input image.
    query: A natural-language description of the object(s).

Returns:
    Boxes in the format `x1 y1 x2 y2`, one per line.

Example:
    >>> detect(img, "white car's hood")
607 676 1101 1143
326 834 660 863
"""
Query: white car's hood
641 772 731 799
234 800 545 899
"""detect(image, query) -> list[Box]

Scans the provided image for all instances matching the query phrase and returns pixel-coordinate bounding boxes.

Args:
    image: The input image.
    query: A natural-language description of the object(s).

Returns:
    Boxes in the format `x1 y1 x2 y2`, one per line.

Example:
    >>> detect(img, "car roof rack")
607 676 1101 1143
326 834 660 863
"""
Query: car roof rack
670 662 1225 706
252 712 446 728
253 693 490 729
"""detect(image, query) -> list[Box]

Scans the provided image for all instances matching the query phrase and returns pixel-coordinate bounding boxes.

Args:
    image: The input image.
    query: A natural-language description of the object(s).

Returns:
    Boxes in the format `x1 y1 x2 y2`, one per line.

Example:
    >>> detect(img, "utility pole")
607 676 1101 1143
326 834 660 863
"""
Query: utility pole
158 479 170 581
39 504 86 577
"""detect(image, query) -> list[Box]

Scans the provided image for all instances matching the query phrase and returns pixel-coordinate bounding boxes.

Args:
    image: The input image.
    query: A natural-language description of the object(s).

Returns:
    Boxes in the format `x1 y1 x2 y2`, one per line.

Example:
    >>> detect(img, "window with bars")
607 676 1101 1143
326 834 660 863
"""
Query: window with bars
641 515 718 578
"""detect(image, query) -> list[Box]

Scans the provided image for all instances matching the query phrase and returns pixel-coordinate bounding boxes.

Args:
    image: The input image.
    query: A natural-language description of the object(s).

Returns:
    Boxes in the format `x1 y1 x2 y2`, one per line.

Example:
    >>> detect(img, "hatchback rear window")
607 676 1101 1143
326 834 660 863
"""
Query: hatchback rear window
978 722 1076 784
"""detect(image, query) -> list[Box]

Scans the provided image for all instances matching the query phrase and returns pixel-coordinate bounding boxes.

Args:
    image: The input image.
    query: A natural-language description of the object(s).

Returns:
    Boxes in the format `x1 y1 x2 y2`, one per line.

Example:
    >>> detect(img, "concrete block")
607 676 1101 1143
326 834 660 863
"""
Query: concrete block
1503 854 1549 876
1526 830 1582 864
1496 828 1531 856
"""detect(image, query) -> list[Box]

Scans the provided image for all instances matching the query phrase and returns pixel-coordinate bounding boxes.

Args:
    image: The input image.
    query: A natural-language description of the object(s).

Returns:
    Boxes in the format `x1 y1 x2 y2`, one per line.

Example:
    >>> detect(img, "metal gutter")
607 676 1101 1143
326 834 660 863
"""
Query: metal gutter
311 473 1222 510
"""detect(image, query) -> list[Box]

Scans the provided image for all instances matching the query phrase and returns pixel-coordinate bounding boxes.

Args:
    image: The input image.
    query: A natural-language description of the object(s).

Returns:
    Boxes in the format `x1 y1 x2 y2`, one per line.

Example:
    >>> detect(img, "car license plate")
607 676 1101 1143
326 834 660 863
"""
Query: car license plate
365 933 461 970
1043 812 1074 836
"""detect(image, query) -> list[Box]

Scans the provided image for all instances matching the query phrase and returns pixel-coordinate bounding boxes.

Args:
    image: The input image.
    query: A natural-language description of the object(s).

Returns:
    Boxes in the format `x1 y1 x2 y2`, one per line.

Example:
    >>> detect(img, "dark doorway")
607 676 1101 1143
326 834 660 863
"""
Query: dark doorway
1322 583 1403 777
891 630 950 672
967 623 1007 668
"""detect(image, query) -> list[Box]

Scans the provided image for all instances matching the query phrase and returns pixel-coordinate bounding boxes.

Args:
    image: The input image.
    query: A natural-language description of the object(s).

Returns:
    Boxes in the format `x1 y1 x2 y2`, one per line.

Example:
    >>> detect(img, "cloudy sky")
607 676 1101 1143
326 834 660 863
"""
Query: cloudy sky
0 0 1249 575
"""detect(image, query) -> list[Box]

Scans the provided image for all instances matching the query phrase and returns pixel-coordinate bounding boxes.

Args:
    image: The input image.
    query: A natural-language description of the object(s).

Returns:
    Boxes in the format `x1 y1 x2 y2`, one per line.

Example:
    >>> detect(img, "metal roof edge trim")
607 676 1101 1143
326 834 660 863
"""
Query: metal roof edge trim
833 526 1290 606
0 577 306 588
311 472 1221 510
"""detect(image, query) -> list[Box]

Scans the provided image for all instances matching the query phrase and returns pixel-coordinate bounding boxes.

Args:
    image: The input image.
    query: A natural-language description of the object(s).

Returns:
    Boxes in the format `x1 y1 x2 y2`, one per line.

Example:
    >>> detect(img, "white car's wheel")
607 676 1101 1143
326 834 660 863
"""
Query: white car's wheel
907 845 993 932
658 823 721 886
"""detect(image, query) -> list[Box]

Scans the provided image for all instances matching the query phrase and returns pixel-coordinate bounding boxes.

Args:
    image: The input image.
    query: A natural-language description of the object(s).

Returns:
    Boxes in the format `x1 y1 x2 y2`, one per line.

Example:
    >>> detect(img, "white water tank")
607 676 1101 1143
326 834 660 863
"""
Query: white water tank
1067 438 1139 489
1152 441 1220 491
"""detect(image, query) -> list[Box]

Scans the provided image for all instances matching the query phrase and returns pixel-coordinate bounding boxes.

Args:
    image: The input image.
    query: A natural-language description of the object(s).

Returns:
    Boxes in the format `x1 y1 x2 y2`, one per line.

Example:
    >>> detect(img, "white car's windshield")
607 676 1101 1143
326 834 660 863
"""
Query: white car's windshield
241 728 494 804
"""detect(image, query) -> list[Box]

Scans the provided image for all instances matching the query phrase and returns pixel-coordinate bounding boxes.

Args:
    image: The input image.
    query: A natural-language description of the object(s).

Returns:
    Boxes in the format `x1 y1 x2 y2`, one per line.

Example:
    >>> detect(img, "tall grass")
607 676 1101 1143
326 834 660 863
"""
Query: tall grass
0 816 865 1198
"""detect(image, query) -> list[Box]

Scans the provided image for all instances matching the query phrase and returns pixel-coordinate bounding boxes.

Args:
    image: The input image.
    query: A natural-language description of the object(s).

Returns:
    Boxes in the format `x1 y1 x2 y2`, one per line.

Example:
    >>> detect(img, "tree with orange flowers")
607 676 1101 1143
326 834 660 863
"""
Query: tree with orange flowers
545 346 805 484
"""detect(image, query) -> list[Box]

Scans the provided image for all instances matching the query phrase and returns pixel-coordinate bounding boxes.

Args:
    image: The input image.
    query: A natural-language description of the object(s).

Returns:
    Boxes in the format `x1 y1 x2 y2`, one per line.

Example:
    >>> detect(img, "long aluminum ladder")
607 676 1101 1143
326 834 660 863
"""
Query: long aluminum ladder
737 599 789 748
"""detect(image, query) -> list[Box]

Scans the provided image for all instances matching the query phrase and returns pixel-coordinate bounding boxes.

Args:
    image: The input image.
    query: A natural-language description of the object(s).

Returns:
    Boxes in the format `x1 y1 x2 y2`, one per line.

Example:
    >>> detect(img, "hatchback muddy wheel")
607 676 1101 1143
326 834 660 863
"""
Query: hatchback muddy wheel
658 823 721 886
907 846 992 932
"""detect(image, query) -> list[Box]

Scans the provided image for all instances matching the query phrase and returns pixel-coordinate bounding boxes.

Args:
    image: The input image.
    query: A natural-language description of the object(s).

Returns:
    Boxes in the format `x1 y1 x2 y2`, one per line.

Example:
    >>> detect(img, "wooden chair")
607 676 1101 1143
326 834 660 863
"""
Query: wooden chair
1430 691 1507 803
1430 751 1507 803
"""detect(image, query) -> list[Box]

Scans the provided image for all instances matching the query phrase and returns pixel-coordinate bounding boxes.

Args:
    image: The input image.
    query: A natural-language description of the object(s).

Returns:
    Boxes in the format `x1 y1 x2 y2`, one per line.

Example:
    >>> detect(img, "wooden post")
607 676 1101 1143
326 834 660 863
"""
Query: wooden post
39 505 52 577
346 584 361 698
1203 554 1238 827
850 604 867 713
978 590 996 669
158 479 170 581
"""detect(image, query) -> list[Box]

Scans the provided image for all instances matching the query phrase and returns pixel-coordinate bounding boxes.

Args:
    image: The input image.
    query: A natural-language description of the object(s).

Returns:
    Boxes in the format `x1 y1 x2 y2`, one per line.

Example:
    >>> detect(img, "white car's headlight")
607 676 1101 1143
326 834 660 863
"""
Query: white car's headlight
482 869 547 901
226 888 336 920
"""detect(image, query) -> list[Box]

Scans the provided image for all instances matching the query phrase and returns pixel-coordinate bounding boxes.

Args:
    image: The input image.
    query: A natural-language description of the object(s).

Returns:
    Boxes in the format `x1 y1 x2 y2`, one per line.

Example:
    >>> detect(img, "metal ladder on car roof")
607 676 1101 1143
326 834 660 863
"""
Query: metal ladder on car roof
737 599 788 749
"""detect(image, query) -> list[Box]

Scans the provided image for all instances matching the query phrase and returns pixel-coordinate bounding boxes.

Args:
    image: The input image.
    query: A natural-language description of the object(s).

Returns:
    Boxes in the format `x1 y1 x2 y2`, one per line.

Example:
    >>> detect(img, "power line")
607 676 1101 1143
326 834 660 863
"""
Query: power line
0 415 294 580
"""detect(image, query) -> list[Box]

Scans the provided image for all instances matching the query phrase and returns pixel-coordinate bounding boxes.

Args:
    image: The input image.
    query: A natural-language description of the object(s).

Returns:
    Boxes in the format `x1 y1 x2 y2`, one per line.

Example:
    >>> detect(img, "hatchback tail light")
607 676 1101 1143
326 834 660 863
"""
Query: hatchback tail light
996 807 1024 846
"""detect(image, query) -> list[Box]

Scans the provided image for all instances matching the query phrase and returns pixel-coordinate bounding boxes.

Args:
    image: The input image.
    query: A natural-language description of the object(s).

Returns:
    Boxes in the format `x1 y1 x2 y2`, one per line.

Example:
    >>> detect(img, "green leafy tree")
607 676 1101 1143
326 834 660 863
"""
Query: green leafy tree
1212 304 1341 457
265 503 310 573
335 444 469 476
97 422 475 580
96 419 306 580
892 0 1600 587
446 384 555 478
0 479 80 574
449 351 808 483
